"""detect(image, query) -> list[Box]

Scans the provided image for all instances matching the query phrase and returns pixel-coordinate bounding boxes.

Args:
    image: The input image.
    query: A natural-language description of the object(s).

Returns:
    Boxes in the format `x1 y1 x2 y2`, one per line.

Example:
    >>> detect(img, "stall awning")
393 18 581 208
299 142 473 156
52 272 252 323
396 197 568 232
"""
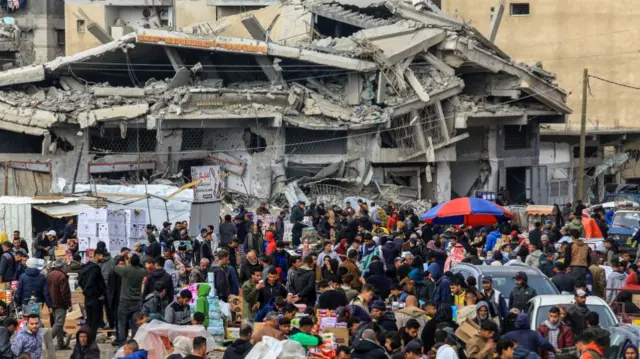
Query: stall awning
33 203 95 218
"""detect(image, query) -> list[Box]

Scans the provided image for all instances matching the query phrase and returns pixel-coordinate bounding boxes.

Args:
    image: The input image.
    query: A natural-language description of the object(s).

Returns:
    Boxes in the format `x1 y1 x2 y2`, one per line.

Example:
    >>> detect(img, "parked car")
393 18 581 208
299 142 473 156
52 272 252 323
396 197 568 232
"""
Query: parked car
451 264 559 305
605 325 640 359
609 210 640 251
525 294 619 330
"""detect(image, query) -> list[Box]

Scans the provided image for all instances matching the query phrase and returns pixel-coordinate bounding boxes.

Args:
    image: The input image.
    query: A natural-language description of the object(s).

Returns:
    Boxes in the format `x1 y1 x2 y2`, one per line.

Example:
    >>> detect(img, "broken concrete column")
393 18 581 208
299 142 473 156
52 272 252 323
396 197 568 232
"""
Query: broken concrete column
436 161 451 202
346 73 363 105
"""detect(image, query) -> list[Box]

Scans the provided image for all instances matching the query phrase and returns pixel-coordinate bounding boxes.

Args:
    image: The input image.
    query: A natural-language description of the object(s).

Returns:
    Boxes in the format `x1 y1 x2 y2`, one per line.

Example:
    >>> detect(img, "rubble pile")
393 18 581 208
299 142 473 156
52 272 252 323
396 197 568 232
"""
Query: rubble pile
0 0 571 206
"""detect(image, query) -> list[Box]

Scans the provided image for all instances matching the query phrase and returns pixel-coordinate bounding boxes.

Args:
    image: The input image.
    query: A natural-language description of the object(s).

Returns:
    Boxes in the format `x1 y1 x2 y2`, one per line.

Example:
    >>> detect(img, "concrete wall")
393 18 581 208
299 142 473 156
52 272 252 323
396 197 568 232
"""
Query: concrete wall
441 0 640 130
65 4 106 55
175 0 218 29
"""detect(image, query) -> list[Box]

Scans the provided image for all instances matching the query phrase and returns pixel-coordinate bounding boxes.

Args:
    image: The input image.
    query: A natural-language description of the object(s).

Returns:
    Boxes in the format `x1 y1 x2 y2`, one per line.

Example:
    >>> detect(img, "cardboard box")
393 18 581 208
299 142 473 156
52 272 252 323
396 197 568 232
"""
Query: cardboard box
323 327 349 345
253 322 265 334
55 245 68 258
455 318 480 344
632 294 640 308
64 319 79 335
67 304 83 320
40 306 51 328
71 290 84 305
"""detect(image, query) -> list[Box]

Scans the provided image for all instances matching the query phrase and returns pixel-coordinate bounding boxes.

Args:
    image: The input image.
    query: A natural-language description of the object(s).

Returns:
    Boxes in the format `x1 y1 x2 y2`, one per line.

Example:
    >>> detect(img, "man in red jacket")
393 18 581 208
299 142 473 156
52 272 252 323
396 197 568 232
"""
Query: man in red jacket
47 259 72 349
537 306 574 359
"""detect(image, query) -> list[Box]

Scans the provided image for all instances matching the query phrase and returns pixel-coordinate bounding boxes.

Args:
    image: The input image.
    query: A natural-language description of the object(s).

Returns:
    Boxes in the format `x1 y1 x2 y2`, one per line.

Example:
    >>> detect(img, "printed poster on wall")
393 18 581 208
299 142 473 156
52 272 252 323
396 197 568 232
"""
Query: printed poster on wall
191 165 223 203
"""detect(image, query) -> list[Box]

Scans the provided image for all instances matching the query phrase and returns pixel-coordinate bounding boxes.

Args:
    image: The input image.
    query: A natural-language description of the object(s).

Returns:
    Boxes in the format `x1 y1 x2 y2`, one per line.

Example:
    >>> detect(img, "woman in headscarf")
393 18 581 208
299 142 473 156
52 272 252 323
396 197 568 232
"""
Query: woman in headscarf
334 238 348 262
164 259 179 289
421 303 455 352
166 336 193 359
625 344 639 359
322 257 340 282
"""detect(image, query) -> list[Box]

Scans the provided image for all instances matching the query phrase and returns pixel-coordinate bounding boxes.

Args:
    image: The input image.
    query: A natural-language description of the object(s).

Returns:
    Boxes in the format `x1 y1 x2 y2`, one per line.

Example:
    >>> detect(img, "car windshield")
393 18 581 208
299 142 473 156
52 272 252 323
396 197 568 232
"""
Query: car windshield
482 275 558 297
612 212 640 229
534 305 617 328
604 331 627 359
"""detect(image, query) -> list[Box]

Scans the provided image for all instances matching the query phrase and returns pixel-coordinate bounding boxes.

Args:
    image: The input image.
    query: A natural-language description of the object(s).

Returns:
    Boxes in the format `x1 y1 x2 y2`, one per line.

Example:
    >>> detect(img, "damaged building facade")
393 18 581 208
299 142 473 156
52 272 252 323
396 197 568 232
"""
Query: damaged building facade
0 0 570 206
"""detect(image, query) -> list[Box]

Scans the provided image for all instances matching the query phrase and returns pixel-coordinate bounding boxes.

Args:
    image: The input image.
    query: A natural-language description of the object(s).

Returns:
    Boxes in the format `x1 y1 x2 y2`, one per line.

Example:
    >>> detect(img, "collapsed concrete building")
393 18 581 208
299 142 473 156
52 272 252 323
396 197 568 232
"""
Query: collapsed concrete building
0 0 571 207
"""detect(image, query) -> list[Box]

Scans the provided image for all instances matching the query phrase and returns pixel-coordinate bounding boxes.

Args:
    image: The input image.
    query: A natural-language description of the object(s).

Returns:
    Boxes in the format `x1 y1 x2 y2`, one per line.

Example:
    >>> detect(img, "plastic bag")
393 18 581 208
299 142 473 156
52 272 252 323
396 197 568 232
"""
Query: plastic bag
245 336 306 359
114 320 216 359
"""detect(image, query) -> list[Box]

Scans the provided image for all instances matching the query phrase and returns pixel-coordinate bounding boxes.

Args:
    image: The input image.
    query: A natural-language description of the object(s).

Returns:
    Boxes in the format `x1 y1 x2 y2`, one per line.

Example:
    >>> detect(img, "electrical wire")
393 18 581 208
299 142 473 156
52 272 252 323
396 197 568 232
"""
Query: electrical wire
588 74 640 91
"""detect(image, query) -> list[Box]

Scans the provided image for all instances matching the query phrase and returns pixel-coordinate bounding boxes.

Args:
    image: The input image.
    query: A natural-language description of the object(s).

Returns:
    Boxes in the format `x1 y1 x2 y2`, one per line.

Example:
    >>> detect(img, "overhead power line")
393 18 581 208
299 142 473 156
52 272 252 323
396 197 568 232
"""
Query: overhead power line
588 74 640 91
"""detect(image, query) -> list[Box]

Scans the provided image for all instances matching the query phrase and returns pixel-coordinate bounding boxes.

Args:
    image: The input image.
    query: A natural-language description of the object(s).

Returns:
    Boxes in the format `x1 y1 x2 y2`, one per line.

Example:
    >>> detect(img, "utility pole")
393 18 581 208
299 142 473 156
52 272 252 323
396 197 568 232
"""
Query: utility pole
577 68 588 201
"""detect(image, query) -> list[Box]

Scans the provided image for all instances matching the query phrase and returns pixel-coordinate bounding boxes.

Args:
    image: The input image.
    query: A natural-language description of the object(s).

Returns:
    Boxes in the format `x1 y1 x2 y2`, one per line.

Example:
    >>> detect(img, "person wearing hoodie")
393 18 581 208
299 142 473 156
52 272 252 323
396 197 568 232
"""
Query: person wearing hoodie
141 282 165 322
433 271 452 305
78 249 106 341
334 238 349 262
291 256 316 307
0 242 15 283
166 336 192 359
484 228 502 255
475 301 497 329
394 296 429 337
195 283 212 327
245 224 264 256
365 261 392 299
122 339 148 359
481 276 508 328
537 306 574 359
15 258 51 314
524 243 544 267
165 289 193 325
11 314 42 359
47 259 71 350
164 260 179 290
269 242 290 283
142 256 174 310
222 325 253 359
352 329 387 359
502 313 556 355
114 254 147 346
69 326 100 359
509 272 537 311
381 239 399 269
606 260 628 303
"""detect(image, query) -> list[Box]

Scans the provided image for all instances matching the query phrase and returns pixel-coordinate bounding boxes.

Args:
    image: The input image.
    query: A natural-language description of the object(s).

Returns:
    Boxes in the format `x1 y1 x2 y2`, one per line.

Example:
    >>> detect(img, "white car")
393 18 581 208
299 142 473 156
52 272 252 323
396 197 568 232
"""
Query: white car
525 294 618 330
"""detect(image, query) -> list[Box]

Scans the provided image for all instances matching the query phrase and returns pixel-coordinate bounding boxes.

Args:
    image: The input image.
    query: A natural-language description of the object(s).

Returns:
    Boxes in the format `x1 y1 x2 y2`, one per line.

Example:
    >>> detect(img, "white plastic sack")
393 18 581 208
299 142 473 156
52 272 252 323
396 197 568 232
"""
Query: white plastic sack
245 336 306 359
218 300 232 321
114 320 216 359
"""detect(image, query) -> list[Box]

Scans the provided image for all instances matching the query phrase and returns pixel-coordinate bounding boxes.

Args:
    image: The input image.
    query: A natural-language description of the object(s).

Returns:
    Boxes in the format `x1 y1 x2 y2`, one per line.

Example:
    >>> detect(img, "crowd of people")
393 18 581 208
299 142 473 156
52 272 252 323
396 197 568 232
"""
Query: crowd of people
0 198 634 359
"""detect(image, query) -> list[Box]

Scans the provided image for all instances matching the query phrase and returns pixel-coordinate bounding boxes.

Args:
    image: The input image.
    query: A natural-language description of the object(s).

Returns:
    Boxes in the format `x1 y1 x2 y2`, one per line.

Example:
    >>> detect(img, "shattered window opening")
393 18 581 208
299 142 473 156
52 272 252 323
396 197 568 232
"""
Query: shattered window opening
243 128 266 154
510 3 530 16
284 128 346 155
549 180 569 198
0 130 43 154
90 128 157 157
503 125 529 150
181 129 205 151
77 20 86 33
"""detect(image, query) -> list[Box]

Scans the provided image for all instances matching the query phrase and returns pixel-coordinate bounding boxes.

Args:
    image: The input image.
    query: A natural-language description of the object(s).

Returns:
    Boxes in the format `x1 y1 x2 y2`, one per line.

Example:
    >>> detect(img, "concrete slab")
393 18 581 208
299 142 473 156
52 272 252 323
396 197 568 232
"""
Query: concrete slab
370 27 446 65
89 104 150 123
94 87 145 97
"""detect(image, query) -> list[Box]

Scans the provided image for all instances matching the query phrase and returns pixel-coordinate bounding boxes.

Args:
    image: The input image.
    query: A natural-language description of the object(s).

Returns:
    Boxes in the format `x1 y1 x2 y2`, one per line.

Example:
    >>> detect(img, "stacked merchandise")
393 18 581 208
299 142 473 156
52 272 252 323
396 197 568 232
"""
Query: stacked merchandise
205 272 225 345
77 208 148 252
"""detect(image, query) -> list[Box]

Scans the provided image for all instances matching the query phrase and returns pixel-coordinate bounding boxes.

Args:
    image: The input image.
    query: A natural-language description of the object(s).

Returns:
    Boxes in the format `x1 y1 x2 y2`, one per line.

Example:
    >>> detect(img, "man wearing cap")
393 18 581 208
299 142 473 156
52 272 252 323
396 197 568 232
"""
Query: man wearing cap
565 290 589 335
34 230 55 260
551 262 576 294
481 275 508 327
15 258 51 314
401 340 423 359
47 259 72 349
357 300 397 344
509 272 537 311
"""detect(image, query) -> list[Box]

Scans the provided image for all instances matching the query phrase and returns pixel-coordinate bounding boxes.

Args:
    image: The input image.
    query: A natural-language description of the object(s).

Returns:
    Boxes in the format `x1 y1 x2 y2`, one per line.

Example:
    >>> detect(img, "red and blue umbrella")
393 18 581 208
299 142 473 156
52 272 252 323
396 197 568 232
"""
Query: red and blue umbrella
420 197 513 226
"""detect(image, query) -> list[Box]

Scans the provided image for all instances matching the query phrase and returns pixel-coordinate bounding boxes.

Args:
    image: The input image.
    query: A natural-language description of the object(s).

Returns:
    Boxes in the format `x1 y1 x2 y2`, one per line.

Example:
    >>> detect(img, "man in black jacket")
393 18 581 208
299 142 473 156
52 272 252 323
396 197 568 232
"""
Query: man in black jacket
551 262 576 294
528 222 543 249
78 248 107 341
317 279 348 310
290 202 306 247
146 225 161 259
222 325 253 359
142 256 174 310
257 268 288 310
0 242 15 283
159 221 172 247
292 256 316 307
